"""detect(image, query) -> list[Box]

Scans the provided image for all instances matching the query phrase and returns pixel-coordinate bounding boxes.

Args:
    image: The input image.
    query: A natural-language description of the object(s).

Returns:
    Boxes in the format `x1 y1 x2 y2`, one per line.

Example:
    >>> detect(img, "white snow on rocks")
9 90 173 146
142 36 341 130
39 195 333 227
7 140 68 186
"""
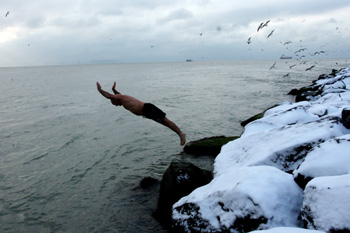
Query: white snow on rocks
293 134 350 179
172 66 350 233
173 166 303 232
302 174 350 232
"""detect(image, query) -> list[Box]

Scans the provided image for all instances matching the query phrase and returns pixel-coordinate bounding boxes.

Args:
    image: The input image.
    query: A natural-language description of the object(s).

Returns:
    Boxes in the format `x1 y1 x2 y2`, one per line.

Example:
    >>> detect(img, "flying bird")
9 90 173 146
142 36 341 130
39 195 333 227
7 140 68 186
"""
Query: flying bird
289 64 297 69
312 51 325 56
257 20 270 32
263 20 270 27
257 22 264 32
283 73 290 78
247 37 252 44
284 41 292 45
267 30 275 38
5 11 10 17
269 62 276 70
199 33 203 36
305 65 315 71
294 48 307 54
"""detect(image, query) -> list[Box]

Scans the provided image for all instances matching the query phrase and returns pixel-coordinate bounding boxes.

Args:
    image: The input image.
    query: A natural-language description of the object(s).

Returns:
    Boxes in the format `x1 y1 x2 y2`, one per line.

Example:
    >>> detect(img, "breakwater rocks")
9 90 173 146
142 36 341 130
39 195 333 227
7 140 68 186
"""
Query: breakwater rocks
154 161 213 228
183 136 239 156
157 67 350 233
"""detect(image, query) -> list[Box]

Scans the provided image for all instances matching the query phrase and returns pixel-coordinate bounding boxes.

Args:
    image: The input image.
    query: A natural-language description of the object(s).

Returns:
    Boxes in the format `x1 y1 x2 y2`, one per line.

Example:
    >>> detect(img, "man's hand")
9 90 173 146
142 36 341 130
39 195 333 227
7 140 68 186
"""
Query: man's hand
97 82 115 99
96 82 102 91
112 81 120 94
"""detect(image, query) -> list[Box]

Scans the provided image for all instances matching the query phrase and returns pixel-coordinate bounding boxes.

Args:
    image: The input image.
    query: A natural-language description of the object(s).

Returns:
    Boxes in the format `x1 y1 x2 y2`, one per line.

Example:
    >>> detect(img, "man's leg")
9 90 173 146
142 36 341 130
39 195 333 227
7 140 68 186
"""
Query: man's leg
162 117 186 146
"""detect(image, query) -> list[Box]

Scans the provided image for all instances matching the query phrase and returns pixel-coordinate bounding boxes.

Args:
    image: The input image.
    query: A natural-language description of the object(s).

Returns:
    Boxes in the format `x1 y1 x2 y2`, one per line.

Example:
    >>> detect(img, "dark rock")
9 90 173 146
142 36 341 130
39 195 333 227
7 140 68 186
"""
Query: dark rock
240 105 277 127
294 68 346 102
341 108 350 129
288 88 300 95
184 136 239 156
140 177 158 189
295 86 322 102
172 202 268 233
294 173 313 190
154 160 213 229
241 112 265 127
330 69 340 76
172 203 212 233
329 228 350 233
172 166 301 233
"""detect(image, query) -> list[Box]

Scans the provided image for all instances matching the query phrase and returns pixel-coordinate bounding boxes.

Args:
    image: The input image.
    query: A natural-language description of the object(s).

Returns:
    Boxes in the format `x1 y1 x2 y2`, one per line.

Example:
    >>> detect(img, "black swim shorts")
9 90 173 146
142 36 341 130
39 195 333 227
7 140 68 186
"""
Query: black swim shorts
142 103 166 123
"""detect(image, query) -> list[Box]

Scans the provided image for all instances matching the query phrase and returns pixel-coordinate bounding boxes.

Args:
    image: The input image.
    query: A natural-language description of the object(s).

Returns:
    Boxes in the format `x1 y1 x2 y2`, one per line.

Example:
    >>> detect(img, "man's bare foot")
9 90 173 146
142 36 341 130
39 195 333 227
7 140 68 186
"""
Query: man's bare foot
180 133 186 146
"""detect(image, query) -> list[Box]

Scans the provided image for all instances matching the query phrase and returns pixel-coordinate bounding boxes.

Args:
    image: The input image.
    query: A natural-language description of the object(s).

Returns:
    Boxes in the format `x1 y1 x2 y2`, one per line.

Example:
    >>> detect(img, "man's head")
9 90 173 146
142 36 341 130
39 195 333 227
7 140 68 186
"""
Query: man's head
110 99 122 106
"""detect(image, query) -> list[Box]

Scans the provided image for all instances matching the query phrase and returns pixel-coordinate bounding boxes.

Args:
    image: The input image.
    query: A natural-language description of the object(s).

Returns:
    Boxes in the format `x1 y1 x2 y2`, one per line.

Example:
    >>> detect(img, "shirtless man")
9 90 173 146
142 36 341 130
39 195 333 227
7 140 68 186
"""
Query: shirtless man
96 82 186 146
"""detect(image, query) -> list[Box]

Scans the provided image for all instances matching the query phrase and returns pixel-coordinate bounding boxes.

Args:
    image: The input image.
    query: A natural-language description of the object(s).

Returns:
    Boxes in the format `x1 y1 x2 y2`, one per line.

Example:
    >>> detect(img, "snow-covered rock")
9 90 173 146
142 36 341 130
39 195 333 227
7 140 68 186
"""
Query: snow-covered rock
216 117 347 175
249 227 325 233
301 174 350 232
293 134 350 188
172 166 303 233
171 66 350 233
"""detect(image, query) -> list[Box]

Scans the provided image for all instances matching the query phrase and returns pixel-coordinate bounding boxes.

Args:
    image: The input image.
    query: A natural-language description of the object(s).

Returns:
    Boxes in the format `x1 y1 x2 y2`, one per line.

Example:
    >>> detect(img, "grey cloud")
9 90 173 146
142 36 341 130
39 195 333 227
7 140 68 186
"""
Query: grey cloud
49 16 101 29
24 16 45 28
1 0 350 67
159 8 193 24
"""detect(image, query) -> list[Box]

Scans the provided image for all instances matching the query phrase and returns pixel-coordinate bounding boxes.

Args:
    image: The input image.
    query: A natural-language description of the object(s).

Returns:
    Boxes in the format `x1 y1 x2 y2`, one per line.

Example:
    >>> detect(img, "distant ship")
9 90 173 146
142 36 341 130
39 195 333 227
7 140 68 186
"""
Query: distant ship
186 59 193 62
280 55 292 59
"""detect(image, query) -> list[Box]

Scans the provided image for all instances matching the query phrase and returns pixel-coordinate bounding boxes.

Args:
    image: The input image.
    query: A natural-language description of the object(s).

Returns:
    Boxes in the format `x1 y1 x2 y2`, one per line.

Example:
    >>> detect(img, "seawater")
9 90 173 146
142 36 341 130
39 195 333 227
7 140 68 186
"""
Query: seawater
0 59 348 232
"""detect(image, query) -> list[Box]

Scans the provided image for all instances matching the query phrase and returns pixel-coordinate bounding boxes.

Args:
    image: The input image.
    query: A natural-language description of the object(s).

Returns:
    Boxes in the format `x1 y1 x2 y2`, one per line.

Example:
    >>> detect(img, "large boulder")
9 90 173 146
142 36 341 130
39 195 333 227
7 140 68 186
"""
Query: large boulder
183 136 239 156
155 160 212 228
172 166 303 233
301 174 350 232
216 117 348 175
341 108 350 129
249 227 326 233
293 134 350 189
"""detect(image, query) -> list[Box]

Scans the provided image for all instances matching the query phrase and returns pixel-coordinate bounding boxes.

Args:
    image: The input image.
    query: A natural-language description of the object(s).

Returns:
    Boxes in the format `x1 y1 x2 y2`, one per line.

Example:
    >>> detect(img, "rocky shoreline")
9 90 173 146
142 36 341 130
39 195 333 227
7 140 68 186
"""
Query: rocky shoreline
152 67 350 233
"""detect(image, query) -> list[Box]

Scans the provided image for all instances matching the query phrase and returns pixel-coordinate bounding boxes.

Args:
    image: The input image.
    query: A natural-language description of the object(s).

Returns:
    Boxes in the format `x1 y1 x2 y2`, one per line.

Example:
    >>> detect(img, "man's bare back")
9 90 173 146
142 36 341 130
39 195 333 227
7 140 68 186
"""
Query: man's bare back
96 82 186 146
114 95 145 115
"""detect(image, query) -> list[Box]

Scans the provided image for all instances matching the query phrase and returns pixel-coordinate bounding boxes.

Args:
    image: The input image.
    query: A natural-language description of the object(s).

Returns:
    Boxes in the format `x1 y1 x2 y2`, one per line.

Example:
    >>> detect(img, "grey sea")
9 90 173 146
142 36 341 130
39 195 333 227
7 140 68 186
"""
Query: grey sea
0 59 348 232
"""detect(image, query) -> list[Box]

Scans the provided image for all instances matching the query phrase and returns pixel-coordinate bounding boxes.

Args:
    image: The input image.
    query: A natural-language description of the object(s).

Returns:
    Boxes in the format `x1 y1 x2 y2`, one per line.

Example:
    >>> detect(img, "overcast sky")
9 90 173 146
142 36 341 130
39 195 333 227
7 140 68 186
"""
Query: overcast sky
1 0 350 67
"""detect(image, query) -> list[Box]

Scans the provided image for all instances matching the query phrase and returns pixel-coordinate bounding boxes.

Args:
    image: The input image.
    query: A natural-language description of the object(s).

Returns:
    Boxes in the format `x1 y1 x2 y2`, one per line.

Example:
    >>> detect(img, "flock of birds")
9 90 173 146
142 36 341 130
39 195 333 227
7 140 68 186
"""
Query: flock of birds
246 19 342 78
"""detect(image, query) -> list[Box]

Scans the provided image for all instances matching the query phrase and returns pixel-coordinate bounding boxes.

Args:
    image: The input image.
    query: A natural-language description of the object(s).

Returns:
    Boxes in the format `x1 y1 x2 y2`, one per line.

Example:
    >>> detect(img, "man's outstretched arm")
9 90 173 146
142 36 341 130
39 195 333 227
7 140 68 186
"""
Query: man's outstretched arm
97 82 115 99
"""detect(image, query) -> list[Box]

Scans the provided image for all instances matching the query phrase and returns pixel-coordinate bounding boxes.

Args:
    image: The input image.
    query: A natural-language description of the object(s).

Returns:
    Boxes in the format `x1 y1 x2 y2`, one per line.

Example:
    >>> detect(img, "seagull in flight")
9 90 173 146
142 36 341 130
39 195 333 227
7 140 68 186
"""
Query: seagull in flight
312 51 325 56
247 37 252 44
269 61 276 70
257 20 270 32
283 73 290 78
305 65 315 71
294 48 307 54
284 41 292 45
267 30 275 38
257 22 264 32
5 11 10 17
263 20 270 27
